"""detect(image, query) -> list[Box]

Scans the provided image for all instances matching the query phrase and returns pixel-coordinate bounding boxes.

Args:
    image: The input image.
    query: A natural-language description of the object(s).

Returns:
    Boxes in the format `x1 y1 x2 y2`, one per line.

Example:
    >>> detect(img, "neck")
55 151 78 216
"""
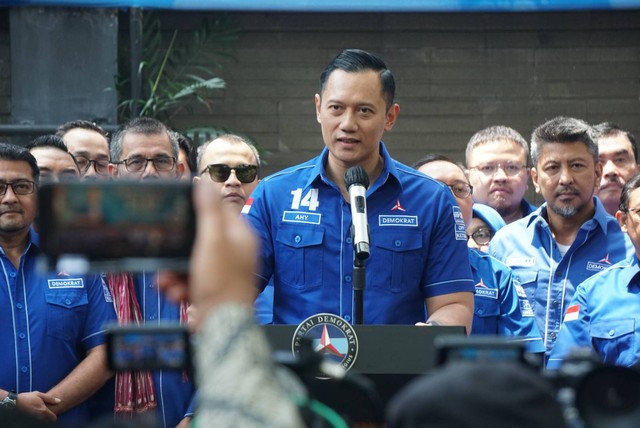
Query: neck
326 156 385 200
545 203 596 246
500 204 524 225
0 230 30 269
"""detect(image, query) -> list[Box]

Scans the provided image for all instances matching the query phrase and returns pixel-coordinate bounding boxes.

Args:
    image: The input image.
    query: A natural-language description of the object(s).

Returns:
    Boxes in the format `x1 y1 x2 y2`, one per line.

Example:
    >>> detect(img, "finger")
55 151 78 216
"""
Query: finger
37 393 61 405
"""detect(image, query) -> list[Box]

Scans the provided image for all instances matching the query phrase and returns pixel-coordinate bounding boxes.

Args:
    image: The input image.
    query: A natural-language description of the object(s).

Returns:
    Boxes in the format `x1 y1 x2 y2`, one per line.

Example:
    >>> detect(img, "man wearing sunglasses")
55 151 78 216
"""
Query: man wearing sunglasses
57 120 110 181
106 117 194 428
415 154 543 351
194 134 260 211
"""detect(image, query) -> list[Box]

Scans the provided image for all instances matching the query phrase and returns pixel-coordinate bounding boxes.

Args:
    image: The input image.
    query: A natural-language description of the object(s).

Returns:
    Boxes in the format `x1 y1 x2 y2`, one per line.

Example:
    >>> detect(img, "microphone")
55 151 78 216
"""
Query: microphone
344 166 370 261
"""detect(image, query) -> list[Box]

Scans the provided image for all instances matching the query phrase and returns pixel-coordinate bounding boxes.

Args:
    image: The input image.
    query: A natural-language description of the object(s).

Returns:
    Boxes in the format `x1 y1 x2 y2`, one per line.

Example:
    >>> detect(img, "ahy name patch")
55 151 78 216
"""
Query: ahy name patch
282 211 321 225
48 278 84 289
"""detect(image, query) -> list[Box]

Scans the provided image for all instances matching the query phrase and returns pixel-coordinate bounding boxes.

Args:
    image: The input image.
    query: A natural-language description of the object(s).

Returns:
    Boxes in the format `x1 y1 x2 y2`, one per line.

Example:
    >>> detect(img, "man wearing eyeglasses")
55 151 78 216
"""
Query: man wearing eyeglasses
465 126 536 224
57 120 110 181
414 154 543 350
0 143 115 424
489 116 634 357
26 135 80 183
106 117 194 428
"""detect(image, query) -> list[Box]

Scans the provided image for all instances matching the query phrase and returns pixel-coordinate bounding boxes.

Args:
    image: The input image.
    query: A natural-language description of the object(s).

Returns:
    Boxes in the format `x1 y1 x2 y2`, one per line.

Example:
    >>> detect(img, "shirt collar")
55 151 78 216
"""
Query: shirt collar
526 196 610 232
305 141 400 191
621 256 640 289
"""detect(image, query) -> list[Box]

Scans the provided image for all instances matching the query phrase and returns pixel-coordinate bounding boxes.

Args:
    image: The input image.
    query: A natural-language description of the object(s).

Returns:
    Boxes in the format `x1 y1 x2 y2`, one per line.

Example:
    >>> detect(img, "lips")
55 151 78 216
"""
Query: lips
599 181 623 191
223 193 244 203
337 137 360 145
490 186 511 195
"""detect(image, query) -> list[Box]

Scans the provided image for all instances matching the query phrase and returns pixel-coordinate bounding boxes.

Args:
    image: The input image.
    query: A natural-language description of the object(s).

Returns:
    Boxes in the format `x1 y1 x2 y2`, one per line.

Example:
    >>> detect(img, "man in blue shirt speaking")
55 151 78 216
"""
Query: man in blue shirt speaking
489 116 634 355
244 49 474 329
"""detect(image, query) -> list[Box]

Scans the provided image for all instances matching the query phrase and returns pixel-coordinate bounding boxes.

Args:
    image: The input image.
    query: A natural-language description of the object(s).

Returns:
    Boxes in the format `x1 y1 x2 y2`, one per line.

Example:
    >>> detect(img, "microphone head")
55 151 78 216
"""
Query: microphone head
344 166 370 190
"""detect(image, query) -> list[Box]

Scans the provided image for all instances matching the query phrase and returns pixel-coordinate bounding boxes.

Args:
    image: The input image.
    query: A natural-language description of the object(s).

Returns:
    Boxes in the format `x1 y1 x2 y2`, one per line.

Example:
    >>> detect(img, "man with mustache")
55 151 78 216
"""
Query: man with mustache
593 122 639 216
489 116 634 357
465 126 536 224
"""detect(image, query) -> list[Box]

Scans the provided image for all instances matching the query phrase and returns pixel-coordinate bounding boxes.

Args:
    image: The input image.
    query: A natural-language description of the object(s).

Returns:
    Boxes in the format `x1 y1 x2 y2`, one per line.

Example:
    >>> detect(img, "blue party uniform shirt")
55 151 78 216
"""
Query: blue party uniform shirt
134 271 195 427
489 197 634 354
547 256 640 370
244 142 475 325
0 232 116 424
469 248 544 352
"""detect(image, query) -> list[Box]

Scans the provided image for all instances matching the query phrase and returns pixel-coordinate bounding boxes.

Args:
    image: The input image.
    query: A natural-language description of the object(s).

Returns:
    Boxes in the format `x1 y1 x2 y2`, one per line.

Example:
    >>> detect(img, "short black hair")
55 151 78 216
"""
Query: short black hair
412 153 455 169
619 173 640 213
56 120 109 139
319 49 396 111
172 130 197 173
27 134 69 152
531 116 597 166
593 122 638 164
0 142 40 183
110 117 177 162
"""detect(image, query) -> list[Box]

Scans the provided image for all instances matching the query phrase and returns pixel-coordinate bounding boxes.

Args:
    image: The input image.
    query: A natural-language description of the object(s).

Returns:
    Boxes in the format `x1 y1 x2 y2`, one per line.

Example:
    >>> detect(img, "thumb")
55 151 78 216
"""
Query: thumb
38 393 61 404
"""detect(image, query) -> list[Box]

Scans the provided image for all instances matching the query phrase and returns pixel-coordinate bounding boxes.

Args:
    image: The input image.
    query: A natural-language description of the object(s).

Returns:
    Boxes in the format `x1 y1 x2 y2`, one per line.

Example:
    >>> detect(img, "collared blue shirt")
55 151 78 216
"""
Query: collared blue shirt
489 198 634 354
469 249 544 352
245 142 474 325
548 256 640 369
134 271 195 428
0 232 116 424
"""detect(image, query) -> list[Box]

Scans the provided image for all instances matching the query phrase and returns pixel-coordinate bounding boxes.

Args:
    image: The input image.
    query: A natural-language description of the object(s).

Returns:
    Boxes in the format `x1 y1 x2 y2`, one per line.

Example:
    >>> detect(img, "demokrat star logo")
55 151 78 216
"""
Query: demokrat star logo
292 313 358 371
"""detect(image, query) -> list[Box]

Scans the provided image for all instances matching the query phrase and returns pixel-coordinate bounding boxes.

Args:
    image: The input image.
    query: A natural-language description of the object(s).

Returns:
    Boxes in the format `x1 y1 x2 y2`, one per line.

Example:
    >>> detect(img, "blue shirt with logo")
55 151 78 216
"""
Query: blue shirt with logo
547 256 640 369
489 198 634 354
0 232 116 424
245 142 475 325
469 248 544 352
133 271 195 427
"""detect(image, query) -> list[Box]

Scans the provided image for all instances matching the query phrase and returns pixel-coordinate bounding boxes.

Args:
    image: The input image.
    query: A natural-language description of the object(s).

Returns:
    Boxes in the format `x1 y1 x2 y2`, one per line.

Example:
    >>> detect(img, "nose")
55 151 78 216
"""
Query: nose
602 160 618 178
84 163 99 179
558 164 574 185
492 165 508 180
340 109 358 131
224 170 242 187
141 159 159 179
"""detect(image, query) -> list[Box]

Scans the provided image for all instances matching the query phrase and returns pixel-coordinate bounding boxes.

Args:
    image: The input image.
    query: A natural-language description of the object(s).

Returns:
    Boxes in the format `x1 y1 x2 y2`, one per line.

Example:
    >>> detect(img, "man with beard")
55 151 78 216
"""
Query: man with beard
593 122 639 216
489 116 634 357
465 126 536 224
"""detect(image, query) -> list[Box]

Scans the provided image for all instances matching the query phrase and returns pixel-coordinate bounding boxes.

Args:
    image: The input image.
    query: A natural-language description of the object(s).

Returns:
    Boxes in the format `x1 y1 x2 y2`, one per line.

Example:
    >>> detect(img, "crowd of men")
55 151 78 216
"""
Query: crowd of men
0 48 639 427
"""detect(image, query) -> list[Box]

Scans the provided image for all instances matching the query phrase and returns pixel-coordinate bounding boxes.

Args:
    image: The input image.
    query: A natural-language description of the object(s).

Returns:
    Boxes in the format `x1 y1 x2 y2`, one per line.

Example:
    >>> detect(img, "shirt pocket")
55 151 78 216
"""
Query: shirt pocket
44 289 89 340
275 225 324 290
512 269 538 306
591 319 635 367
472 297 500 335
371 230 423 293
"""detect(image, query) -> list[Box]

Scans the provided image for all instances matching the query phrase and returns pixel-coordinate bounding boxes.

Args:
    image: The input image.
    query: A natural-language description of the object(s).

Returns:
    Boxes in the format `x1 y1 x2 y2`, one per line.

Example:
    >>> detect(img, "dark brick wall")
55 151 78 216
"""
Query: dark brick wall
169 10 640 181
1 9 639 182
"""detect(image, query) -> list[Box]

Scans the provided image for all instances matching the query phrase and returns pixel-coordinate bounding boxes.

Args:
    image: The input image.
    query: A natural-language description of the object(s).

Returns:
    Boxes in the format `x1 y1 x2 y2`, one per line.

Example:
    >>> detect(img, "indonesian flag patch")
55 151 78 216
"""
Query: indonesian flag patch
241 197 254 214
564 304 580 322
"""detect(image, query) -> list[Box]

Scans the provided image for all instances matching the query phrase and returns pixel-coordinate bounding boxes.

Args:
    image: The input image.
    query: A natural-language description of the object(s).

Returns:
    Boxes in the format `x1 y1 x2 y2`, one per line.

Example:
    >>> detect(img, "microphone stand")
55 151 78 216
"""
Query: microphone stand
353 255 366 325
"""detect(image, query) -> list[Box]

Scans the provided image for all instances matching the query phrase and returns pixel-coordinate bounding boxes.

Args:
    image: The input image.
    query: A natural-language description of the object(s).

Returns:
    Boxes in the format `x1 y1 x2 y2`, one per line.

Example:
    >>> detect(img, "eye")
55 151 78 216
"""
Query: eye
479 165 496 174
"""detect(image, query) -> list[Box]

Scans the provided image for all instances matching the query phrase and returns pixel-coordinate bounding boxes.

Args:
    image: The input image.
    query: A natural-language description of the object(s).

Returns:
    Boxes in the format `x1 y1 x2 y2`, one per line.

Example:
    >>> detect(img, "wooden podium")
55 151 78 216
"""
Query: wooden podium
264 324 466 423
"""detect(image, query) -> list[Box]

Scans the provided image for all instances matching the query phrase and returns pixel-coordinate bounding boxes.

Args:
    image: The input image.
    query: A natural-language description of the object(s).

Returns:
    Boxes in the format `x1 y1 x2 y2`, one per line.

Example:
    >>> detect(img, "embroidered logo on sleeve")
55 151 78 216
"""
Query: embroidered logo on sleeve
452 206 466 240
564 304 580 322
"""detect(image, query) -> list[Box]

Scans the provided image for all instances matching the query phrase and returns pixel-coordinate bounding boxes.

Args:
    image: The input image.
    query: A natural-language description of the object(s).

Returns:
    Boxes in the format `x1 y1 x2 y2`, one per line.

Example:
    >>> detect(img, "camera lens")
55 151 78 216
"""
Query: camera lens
576 365 640 428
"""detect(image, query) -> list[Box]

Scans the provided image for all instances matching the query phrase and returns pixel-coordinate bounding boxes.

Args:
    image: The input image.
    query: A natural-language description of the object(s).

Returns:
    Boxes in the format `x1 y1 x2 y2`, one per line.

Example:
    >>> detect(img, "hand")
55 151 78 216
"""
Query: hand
16 391 59 423
191 180 258 326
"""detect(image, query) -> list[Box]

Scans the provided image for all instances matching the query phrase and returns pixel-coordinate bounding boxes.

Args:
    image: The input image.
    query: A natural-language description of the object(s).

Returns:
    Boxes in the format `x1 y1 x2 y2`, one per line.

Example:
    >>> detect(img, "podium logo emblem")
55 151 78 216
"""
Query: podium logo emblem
292 313 359 371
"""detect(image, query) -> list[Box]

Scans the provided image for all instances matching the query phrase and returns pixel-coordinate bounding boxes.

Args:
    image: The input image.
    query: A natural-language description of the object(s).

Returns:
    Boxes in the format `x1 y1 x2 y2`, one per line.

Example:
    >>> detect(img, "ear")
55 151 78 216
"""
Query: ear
594 161 603 187
176 162 185 177
384 104 400 131
315 94 322 124
192 175 201 185
616 210 628 233
531 167 541 194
